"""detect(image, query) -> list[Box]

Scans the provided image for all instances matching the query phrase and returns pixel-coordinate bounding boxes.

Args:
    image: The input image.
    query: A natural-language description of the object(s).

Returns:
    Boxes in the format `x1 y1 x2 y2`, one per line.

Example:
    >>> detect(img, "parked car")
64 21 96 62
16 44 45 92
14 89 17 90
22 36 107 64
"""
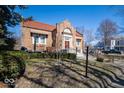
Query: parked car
102 49 121 54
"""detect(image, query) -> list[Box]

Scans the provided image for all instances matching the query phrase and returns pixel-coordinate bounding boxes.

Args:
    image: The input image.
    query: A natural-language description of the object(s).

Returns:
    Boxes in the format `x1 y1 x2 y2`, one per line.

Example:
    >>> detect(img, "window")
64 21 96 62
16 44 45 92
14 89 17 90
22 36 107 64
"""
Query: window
32 34 46 44
117 41 120 45
76 39 81 46
35 36 39 43
32 34 39 44
40 35 46 44
64 28 71 33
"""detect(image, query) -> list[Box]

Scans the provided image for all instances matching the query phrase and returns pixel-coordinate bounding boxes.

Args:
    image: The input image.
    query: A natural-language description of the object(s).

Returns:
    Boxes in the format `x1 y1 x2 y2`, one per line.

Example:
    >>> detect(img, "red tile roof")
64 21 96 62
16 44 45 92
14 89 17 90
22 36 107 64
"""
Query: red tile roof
22 20 56 31
22 20 83 37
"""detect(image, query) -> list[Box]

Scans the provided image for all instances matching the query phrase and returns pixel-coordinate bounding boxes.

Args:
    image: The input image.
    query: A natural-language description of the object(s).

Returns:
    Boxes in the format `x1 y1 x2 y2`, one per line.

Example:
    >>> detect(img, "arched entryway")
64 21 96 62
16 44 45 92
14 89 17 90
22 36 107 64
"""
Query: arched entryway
62 28 75 53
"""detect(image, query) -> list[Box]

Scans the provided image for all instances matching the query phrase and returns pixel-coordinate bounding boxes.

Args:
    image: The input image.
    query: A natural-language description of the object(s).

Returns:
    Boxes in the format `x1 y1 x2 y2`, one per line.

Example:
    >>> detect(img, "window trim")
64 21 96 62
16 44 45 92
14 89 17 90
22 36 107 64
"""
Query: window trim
32 34 47 45
40 35 46 45
76 39 81 46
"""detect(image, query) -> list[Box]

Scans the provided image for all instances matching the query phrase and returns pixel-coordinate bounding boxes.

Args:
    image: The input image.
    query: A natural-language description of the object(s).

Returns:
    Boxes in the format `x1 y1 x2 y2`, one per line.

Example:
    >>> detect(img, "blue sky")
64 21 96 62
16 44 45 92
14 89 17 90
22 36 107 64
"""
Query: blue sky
10 5 124 44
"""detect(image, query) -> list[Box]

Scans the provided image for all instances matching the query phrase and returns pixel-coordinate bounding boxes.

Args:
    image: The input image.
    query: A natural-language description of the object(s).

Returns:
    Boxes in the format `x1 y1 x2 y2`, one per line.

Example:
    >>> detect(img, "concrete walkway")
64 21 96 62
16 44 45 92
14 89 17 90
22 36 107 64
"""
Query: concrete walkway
76 53 96 61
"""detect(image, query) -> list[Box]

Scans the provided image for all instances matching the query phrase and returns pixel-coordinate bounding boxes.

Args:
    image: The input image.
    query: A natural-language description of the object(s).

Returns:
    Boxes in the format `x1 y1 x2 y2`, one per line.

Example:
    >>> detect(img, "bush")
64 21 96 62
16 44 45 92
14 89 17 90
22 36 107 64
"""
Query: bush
0 61 5 81
68 53 76 60
5 50 29 60
29 52 76 60
0 54 26 80
0 55 2 60
29 52 48 59
96 57 104 62
61 53 76 60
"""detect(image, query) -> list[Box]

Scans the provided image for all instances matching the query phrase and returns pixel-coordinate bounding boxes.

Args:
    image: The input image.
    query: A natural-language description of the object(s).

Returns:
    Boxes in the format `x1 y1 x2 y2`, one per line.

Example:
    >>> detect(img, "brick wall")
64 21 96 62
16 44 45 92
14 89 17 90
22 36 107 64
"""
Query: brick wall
21 20 84 52
21 27 53 51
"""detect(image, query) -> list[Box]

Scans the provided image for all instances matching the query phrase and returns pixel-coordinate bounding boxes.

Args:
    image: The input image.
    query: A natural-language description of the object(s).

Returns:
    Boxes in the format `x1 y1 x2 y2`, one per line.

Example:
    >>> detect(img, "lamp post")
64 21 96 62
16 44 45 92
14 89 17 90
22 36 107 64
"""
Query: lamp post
85 45 89 78
33 36 36 52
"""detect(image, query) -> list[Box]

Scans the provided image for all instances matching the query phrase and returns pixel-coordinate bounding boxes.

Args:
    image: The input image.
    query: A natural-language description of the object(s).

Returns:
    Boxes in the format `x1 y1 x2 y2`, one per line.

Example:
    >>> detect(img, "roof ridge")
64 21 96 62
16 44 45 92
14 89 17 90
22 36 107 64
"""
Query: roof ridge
23 20 56 31
25 20 55 27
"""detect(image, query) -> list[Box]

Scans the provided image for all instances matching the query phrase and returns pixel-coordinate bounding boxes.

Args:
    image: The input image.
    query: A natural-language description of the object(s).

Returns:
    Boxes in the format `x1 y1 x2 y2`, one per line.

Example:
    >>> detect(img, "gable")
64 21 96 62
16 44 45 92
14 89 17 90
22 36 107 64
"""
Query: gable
76 31 83 37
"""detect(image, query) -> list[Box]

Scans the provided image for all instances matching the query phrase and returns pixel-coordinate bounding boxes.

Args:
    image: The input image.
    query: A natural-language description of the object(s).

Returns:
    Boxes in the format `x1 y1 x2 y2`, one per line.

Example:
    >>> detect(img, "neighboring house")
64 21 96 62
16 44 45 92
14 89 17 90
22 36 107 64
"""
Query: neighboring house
21 20 84 53
104 37 124 52
114 37 124 52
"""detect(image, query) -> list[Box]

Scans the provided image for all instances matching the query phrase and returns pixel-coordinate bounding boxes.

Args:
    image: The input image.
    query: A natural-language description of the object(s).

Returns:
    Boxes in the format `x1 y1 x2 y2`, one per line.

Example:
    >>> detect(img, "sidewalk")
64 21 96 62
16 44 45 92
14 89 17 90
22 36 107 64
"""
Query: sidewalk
76 53 96 61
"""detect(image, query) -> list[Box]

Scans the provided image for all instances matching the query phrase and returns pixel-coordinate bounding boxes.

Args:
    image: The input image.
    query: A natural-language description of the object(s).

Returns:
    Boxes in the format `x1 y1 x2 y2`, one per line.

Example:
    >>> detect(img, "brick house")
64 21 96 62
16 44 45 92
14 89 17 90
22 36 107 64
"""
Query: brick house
21 20 84 53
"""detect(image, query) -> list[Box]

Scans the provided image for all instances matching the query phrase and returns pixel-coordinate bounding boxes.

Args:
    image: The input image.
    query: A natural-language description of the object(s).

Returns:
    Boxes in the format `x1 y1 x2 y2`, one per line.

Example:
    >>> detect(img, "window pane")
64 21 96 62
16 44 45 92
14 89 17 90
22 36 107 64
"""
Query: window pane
35 36 39 43
40 35 46 44
64 28 71 33
76 39 81 46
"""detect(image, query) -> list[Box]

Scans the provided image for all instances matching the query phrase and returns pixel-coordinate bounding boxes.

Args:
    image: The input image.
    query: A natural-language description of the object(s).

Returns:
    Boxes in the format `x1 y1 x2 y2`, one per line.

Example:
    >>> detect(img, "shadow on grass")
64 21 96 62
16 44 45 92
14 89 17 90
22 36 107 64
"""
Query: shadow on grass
59 62 103 87
23 75 53 88
51 64 93 88
21 59 124 88
89 64 124 86
64 60 124 87
23 61 94 87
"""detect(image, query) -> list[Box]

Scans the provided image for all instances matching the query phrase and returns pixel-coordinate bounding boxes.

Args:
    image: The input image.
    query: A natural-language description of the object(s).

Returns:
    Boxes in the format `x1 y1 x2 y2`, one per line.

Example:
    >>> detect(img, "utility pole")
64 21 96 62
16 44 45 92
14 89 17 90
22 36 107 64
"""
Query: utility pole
85 46 89 78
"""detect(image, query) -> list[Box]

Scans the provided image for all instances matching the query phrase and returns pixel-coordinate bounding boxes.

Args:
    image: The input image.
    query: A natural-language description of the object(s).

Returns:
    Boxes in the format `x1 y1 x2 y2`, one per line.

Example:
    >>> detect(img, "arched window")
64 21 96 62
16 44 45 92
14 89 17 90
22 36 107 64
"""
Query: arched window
64 28 71 34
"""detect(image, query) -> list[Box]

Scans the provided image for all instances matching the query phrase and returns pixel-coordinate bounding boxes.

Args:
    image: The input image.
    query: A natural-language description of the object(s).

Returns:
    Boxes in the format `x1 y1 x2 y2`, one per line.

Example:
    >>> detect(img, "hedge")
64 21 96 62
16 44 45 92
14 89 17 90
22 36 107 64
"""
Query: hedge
5 51 29 60
0 51 76 60
29 52 76 60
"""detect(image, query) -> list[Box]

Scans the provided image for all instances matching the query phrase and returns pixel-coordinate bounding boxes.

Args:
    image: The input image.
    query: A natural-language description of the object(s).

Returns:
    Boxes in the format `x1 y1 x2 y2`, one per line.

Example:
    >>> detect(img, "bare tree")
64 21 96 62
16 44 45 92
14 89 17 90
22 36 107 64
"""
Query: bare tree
85 29 95 46
76 26 85 35
114 6 124 33
76 26 95 46
14 36 21 50
97 19 117 50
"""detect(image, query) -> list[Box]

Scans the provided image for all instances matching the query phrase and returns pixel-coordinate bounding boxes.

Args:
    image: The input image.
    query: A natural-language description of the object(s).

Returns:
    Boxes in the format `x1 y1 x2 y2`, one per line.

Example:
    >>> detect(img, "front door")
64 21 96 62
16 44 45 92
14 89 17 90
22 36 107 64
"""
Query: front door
65 41 69 48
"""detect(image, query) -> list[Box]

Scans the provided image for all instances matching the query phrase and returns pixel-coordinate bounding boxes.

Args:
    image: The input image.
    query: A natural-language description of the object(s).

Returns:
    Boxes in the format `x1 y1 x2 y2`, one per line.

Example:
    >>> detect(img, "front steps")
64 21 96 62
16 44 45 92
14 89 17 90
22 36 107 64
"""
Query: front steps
76 53 86 60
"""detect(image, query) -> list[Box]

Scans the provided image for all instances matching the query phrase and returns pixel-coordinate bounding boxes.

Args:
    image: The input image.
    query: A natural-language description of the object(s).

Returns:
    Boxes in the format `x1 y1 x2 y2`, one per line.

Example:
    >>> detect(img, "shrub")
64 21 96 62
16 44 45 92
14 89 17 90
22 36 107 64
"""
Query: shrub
0 61 5 81
29 52 46 59
96 57 104 62
61 53 76 60
6 51 29 60
0 55 2 60
68 53 76 60
0 54 26 80
30 52 50 59
29 52 76 60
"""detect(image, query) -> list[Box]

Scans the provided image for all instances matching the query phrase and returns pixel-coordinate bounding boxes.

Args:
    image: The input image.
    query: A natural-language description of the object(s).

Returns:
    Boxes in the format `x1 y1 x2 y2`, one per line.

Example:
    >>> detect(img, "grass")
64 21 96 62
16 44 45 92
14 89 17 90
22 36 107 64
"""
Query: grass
27 58 57 63
14 58 124 88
